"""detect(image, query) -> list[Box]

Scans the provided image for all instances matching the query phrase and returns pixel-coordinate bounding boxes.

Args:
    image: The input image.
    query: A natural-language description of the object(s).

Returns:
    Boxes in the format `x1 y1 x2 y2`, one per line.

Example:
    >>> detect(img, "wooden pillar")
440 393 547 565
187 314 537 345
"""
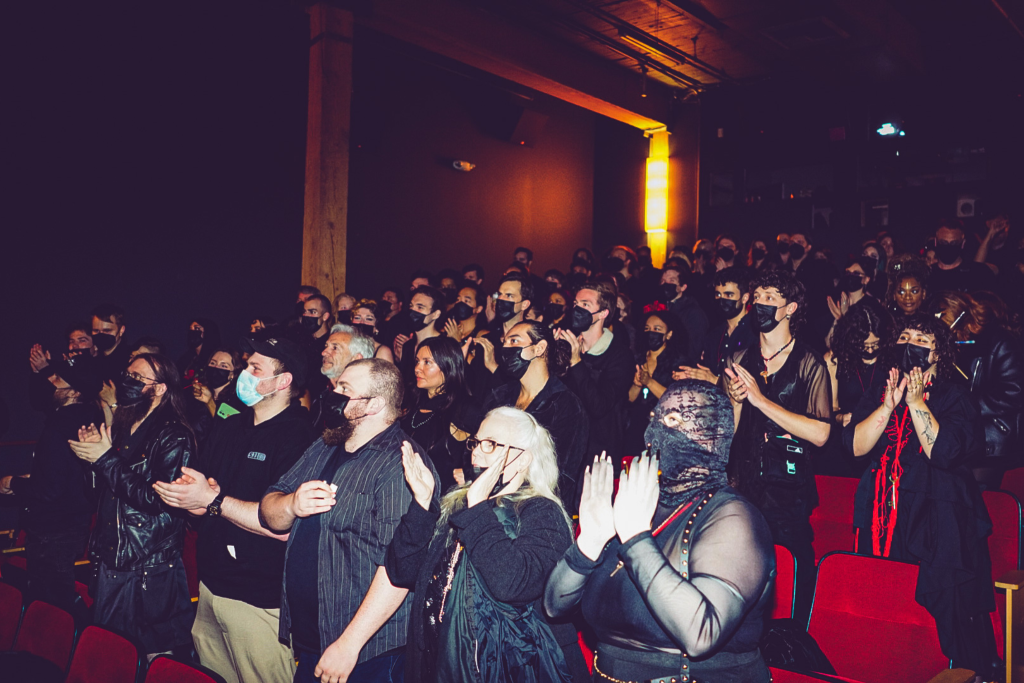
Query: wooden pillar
302 3 353 303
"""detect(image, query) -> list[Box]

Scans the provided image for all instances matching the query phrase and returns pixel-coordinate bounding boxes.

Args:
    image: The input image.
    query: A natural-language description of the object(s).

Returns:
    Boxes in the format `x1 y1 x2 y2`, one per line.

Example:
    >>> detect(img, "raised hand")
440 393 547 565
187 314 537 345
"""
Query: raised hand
474 336 498 374
444 317 462 343
400 441 435 510
883 367 908 411
554 327 583 366
69 423 112 463
290 480 336 518
673 364 717 384
905 367 929 408
466 445 509 507
613 454 660 544
393 334 410 362
578 454 616 560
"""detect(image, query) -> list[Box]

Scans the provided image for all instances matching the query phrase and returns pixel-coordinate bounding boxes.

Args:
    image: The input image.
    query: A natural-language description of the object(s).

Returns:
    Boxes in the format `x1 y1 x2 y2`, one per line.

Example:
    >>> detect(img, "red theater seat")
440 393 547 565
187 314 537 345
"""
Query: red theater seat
983 489 1021 659
13 600 76 674
809 476 858 563
144 655 227 683
808 552 949 683
66 625 141 683
770 544 796 620
0 581 23 650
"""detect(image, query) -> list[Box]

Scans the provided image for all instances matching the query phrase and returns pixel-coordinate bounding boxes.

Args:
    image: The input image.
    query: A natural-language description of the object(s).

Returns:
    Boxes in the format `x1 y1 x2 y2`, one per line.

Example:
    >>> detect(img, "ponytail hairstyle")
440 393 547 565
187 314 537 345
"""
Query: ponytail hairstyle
516 320 571 377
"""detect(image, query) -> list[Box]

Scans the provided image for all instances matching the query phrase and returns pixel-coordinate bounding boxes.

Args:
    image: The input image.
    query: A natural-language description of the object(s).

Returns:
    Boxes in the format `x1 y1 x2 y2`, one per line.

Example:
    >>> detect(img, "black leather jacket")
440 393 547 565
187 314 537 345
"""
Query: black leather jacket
90 414 196 570
962 329 1024 462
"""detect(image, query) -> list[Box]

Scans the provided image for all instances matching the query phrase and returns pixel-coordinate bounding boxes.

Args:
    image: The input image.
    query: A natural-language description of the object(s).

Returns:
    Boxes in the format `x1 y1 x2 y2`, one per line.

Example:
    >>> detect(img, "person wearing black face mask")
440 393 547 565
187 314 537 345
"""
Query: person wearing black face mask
394 285 445 384
90 304 130 383
676 267 756 386
713 234 739 271
177 317 222 385
721 270 831 623
748 240 769 271
300 295 335 396
822 303 892 477
484 321 588 513
186 347 247 445
825 257 886 348
846 315 998 678
442 284 485 346
68 353 197 659
929 219 998 295
464 274 535 399
658 265 709 360
347 300 394 362
626 312 690 456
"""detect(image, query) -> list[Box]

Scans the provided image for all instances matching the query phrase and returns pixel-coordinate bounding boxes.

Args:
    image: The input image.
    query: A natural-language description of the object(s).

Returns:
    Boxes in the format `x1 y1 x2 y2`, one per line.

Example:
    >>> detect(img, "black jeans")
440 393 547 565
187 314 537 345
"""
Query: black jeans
26 525 89 612
762 509 816 626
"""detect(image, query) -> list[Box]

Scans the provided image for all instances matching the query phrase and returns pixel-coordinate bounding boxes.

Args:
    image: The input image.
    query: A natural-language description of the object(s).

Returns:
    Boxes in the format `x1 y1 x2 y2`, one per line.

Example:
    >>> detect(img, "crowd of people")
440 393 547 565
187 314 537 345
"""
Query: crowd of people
3 210 1020 682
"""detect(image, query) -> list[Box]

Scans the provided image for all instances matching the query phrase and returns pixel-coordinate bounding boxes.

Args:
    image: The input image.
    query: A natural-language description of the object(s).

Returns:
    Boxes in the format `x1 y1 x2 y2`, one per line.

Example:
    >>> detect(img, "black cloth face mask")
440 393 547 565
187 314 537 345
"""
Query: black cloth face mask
660 283 679 302
789 243 806 260
322 391 352 430
494 299 517 323
187 329 203 349
899 342 932 375
717 247 734 262
450 302 475 322
407 309 429 331
859 347 880 361
353 323 375 339
644 379 733 506
336 310 352 325
205 367 231 389
645 331 666 350
92 332 117 353
839 272 864 293
753 303 783 333
567 306 594 336
717 297 743 319
776 242 791 256
542 302 565 321
751 247 766 261
500 345 535 380
300 316 322 334
116 374 149 407
935 242 962 265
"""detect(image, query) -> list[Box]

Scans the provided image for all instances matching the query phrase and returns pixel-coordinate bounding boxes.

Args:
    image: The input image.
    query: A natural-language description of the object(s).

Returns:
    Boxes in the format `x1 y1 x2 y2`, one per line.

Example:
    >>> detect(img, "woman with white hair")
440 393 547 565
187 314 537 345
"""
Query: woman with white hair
385 406 590 682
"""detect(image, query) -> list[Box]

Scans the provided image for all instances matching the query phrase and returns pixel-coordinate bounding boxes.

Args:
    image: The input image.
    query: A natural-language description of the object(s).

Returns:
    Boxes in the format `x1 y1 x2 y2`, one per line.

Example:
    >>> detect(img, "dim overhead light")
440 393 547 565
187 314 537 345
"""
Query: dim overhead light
876 122 903 136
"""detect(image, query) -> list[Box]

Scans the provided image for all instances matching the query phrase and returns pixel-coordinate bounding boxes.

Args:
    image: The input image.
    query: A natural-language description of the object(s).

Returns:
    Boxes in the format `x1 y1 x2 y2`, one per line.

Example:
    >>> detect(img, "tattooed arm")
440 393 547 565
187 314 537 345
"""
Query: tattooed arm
905 367 939 459
852 368 903 457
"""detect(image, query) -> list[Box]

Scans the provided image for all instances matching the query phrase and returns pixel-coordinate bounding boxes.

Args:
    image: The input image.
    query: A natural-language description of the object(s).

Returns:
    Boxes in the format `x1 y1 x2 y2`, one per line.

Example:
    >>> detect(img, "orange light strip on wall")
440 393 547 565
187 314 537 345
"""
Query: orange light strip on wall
645 130 669 267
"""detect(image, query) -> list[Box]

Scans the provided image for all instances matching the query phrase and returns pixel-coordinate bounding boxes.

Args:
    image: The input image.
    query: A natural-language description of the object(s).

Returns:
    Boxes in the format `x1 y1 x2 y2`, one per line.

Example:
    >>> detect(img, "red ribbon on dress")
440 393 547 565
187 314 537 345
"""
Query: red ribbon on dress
872 405 911 557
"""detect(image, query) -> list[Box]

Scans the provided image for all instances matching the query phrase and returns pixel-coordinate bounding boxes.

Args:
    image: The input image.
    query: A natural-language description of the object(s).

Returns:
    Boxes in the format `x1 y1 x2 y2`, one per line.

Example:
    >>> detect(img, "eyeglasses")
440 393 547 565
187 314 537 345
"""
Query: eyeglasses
466 438 525 458
123 371 159 385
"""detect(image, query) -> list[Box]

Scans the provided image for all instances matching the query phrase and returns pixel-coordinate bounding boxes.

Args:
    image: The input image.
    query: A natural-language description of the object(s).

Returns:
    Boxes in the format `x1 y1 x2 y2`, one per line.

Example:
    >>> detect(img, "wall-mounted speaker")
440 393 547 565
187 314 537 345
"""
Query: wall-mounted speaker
956 195 976 218
509 109 549 148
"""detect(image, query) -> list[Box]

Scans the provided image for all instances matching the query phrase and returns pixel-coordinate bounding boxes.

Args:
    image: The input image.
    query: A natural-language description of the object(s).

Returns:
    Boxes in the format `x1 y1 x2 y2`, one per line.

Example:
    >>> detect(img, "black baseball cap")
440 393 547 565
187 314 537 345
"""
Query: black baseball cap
243 337 307 388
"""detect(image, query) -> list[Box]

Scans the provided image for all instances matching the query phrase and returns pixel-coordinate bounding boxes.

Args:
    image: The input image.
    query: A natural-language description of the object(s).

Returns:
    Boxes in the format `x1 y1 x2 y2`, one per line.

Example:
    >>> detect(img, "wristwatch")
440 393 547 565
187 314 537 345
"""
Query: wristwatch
207 492 225 517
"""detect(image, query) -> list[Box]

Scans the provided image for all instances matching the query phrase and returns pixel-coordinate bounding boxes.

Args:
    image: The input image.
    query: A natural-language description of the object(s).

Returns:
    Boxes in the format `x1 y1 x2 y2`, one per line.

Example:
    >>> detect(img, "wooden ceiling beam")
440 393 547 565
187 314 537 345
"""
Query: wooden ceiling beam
352 0 676 130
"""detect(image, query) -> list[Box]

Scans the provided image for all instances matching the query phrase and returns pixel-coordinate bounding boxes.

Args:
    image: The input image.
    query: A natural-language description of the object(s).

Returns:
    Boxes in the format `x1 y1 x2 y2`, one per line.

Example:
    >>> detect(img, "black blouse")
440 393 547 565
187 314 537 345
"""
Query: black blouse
544 489 773 670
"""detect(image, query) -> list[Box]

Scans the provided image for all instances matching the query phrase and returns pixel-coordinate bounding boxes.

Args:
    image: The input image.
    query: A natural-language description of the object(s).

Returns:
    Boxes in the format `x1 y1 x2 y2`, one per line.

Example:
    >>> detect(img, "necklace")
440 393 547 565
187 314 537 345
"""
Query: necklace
760 337 794 380
411 410 435 429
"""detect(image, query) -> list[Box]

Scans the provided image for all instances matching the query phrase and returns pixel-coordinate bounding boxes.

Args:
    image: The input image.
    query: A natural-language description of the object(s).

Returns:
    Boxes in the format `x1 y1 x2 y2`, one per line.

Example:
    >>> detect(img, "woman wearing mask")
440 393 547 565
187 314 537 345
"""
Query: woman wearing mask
826 257 881 346
886 254 930 321
483 321 588 514
385 407 590 682
714 234 740 271
748 240 770 271
627 312 690 454
443 285 485 343
177 317 221 383
935 292 1024 490
402 337 481 493
545 380 775 682
188 347 245 443
846 314 997 680
823 303 892 475
350 299 395 361
861 241 888 299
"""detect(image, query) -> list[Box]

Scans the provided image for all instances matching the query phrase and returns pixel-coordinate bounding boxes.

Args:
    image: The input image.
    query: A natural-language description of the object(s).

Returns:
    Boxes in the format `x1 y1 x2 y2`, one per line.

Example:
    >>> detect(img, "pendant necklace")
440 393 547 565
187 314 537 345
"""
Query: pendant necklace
760 337 794 381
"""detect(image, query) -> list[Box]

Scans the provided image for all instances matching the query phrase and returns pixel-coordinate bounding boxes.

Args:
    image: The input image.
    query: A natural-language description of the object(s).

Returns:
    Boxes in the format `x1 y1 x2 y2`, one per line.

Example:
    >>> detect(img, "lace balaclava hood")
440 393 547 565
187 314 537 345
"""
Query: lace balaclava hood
644 379 734 506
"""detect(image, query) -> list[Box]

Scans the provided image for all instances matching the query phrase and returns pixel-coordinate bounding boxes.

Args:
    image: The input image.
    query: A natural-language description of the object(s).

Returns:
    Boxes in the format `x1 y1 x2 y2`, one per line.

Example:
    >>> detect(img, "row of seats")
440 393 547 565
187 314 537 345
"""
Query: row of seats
0 581 223 683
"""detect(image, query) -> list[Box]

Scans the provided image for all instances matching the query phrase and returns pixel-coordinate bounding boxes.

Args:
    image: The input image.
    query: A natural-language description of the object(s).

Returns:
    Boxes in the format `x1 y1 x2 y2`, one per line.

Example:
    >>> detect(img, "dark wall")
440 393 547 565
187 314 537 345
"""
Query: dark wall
2 1 310 441
346 33 596 295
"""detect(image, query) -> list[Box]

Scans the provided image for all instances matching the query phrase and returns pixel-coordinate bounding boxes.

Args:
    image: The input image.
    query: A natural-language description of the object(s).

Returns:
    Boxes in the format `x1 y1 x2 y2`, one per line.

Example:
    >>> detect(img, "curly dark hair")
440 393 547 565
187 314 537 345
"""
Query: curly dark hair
885 254 930 310
896 313 956 380
831 303 894 380
750 269 807 333
515 320 572 377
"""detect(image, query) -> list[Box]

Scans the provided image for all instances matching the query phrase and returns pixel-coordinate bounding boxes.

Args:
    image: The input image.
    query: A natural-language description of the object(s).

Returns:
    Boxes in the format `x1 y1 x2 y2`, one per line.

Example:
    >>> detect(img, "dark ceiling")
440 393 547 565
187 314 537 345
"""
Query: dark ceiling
481 0 1024 94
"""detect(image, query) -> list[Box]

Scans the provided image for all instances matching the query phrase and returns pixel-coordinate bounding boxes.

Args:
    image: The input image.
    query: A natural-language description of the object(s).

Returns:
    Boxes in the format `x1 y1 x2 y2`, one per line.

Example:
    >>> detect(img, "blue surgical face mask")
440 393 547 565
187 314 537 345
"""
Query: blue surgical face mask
235 369 281 406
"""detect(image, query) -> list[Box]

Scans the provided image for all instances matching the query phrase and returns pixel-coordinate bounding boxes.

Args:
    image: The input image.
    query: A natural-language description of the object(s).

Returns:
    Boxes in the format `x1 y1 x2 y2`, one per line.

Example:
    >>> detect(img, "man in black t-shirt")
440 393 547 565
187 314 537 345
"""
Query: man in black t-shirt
154 337 312 683
930 219 998 294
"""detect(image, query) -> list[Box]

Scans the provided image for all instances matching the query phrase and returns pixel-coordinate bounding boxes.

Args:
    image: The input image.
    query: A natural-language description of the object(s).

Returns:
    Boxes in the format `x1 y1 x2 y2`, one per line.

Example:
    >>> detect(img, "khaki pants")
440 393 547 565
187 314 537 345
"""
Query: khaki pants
192 582 296 683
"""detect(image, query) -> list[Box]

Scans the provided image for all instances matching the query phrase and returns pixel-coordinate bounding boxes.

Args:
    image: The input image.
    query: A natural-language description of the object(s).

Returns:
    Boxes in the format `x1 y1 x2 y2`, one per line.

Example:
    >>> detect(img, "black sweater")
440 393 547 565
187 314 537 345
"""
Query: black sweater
385 496 579 682
563 329 634 465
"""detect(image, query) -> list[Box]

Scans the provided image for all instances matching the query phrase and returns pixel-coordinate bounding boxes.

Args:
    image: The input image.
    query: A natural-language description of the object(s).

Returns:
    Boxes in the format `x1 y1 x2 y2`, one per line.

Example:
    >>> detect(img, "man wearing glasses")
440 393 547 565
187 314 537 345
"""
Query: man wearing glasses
260 358 437 683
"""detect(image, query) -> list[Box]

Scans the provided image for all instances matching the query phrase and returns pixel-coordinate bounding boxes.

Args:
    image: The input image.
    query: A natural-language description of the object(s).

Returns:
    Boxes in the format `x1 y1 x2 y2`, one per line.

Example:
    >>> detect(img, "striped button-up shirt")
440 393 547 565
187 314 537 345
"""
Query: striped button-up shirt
267 421 423 661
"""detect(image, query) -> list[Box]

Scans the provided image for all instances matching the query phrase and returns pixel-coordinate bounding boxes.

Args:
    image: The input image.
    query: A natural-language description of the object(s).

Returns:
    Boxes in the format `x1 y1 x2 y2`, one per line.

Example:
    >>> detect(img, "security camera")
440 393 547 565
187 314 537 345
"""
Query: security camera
452 160 476 172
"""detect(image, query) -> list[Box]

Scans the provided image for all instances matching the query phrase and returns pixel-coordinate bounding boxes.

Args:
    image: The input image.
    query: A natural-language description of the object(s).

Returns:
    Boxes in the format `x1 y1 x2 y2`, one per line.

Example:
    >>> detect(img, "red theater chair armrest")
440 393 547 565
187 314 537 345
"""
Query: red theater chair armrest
926 669 976 683
997 570 1024 591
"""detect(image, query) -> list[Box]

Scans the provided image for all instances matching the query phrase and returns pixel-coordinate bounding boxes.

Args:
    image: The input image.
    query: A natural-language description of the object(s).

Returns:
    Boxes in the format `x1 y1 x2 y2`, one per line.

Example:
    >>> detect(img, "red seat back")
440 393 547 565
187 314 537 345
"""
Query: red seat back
67 625 140 683
769 668 864 682
770 544 796 620
74 580 93 608
809 476 859 563
983 489 1021 660
14 600 76 672
808 552 947 683
144 655 226 683
1000 467 1024 504
0 581 23 650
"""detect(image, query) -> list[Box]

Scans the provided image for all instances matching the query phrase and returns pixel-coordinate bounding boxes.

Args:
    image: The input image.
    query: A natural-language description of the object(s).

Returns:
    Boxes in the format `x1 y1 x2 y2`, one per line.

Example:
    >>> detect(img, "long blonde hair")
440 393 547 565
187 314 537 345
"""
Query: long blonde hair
436 407 570 540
